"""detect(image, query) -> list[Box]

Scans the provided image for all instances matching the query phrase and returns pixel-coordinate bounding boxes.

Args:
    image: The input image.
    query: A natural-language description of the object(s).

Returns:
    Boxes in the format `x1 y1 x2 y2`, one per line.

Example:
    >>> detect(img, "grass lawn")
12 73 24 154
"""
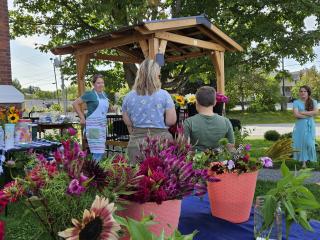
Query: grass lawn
1 180 319 240
226 110 320 125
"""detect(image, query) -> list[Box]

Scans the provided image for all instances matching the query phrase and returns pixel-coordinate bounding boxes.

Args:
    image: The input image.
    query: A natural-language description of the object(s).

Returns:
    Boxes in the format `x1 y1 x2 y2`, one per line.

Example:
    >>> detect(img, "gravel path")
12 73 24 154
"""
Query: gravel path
258 168 320 184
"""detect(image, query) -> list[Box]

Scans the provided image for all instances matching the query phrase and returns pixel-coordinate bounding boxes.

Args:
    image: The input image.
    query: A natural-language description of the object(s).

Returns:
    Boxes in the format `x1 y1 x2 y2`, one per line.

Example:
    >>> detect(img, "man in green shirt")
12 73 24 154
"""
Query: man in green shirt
184 86 235 151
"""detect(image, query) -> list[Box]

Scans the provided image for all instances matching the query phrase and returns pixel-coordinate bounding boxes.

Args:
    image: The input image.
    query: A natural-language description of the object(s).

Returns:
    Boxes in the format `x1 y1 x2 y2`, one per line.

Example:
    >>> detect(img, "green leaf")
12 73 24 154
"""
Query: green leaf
280 160 290 177
262 195 277 228
282 199 297 222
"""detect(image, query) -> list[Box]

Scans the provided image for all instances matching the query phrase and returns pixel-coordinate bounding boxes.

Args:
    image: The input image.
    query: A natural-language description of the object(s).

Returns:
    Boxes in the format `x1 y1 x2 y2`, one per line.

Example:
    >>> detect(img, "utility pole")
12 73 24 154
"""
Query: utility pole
50 58 60 104
281 57 287 111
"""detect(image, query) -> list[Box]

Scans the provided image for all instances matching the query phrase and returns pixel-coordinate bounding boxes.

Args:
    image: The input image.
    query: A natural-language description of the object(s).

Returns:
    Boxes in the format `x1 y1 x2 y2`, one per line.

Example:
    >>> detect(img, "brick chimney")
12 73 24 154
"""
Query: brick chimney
0 0 12 85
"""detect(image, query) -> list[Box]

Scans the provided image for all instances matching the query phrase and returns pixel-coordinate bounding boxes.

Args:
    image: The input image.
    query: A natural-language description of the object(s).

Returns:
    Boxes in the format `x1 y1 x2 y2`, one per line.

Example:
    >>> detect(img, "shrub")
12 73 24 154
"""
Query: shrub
280 132 292 139
264 130 280 141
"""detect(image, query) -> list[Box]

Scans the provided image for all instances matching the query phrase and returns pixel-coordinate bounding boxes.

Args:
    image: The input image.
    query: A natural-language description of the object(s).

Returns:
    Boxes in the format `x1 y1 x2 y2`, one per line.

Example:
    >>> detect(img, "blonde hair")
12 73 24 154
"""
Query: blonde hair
133 59 161 95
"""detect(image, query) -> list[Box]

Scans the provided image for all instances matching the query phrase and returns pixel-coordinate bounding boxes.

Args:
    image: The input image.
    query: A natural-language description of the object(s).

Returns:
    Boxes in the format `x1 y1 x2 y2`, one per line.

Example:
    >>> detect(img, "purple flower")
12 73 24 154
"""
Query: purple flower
245 144 251 151
67 127 77 136
227 160 235 170
79 173 89 184
67 179 86 196
261 157 273 168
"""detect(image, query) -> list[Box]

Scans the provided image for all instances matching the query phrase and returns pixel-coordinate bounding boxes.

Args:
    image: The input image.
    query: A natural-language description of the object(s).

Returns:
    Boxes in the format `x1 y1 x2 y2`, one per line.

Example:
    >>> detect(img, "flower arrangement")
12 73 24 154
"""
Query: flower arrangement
216 93 229 103
184 93 196 104
172 94 185 108
0 106 21 125
193 138 273 175
123 132 217 204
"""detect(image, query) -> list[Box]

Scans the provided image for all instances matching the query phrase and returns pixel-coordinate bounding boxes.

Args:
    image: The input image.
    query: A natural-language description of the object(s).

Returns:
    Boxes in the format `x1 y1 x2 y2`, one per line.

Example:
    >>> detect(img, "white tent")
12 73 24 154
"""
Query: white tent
0 85 24 103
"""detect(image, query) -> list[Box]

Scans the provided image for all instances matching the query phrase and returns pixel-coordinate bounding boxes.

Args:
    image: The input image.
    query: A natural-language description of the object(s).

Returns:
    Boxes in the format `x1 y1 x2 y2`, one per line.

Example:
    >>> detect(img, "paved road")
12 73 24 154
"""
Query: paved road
258 168 320 184
243 123 320 137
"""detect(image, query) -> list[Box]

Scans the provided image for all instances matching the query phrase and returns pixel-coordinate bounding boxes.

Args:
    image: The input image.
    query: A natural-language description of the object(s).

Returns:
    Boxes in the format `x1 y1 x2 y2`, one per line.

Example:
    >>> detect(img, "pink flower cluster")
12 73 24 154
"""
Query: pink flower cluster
216 93 229 103
125 134 216 204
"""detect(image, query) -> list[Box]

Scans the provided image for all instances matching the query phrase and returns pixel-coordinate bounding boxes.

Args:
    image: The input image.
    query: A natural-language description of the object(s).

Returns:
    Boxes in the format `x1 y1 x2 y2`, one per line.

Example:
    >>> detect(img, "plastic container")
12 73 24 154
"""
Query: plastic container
254 196 282 240
0 126 4 148
15 119 32 144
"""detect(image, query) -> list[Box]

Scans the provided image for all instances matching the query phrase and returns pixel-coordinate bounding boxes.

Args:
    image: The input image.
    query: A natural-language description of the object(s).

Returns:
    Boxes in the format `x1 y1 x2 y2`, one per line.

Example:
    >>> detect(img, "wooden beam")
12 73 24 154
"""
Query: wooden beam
166 51 209 62
75 34 153 55
148 37 159 60
158 40 167 54
116 45 144 59
155 32 225 52
186 31 202 36
144 18 197 31
210 51 225 94
94 53 141 63
139 40 149 58
75 54 89 97
167 42 187 54
197 25 233 51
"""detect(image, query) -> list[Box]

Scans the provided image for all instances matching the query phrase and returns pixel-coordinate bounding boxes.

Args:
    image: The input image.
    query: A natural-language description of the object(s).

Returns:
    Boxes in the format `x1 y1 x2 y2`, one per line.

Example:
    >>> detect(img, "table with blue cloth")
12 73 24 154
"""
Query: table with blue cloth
178 194 320 240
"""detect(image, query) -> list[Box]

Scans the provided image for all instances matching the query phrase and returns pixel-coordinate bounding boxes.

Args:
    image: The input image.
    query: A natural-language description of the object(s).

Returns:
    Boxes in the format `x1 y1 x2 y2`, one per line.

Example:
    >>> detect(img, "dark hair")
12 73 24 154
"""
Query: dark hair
92 74 104 84
196 86 216 107
300 85 313 111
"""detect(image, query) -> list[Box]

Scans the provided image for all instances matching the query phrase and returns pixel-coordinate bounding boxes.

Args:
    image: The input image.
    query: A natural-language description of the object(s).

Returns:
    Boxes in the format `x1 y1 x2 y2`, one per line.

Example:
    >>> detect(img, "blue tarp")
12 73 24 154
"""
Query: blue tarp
179 194 320 240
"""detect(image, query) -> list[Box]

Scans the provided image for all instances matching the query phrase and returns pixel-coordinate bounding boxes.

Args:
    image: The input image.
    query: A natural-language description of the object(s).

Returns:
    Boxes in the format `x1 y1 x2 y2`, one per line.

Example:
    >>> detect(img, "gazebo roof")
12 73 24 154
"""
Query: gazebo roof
51 15 243 63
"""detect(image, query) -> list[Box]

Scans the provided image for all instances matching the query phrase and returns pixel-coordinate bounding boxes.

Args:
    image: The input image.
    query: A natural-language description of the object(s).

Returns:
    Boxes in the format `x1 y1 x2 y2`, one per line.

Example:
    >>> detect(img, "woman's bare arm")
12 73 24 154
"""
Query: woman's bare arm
73 98 86 125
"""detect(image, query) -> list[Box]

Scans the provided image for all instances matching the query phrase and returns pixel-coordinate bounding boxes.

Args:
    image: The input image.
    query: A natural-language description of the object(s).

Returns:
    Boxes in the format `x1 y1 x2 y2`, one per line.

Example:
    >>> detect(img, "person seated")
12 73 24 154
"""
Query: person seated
183 86 234 151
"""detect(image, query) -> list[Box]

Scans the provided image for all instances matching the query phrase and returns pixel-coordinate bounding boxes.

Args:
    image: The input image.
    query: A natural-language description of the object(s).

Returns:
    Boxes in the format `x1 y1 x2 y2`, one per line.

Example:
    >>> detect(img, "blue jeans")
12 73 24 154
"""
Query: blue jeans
92 153 104 162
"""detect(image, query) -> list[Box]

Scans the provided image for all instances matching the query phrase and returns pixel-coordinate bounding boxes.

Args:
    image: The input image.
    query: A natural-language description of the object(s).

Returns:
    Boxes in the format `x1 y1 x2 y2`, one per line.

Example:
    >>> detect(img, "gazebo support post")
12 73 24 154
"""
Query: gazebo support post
75 53 89 149
210 51 225 94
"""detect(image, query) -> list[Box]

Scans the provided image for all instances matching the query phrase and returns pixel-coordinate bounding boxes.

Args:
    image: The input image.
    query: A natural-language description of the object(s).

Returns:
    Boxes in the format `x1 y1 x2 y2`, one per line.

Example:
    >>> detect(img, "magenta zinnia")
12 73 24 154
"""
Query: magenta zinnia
58 195 120 240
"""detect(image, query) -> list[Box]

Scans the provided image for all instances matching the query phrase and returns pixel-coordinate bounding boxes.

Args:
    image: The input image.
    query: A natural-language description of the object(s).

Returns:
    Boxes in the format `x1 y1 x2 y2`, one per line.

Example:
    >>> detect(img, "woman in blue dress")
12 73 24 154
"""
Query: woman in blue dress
292 85 318 167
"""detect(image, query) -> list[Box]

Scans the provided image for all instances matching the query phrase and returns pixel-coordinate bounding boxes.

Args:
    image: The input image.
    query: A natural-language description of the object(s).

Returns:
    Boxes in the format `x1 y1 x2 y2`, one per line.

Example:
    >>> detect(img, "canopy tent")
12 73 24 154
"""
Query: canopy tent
51 15 243 95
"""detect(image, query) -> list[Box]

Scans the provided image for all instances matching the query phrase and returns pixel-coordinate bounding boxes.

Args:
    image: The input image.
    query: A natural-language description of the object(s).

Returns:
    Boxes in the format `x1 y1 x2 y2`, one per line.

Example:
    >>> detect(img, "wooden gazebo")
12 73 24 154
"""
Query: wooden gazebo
51 15 243 96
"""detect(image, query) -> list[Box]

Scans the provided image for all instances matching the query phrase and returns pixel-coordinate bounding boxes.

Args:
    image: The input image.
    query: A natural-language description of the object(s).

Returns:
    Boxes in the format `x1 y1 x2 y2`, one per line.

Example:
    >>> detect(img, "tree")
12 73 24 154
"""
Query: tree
9 0 320 93
291 66 320 100
12 78 22 91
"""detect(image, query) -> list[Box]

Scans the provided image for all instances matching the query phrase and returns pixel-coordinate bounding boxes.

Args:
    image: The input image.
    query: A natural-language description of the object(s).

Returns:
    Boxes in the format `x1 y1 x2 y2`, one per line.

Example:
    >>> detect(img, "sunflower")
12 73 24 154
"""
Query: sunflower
9 106 16 114
7 113 19 124
58 195 120 240
174 95 185 107
185 94 196 104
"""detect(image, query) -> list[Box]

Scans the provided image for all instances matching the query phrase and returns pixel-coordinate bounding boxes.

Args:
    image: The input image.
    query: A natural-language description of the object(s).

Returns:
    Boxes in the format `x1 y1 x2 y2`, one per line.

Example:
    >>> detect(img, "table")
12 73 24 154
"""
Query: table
178 194 320 240
37 122 76 138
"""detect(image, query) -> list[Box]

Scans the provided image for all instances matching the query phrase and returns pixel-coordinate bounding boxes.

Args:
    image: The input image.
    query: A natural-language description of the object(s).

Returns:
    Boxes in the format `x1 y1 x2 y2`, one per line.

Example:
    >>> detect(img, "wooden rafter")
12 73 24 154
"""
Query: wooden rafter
167 42 187 54
144 18 197 31
139 40 149 58
166 51 209 62
197 25 233 51
155 32 225 52
115 45 144 59
75 34 153 55
94 53 141 63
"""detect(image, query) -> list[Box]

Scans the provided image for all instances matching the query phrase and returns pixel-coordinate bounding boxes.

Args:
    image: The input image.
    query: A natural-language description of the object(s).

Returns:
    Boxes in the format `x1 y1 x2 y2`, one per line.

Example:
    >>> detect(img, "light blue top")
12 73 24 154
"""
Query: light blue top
122 89 174 128
292 99 317 162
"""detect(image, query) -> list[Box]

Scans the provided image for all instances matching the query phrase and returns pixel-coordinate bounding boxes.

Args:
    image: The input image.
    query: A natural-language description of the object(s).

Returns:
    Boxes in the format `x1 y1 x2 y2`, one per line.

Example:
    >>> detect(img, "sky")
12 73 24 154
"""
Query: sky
8 3 320 91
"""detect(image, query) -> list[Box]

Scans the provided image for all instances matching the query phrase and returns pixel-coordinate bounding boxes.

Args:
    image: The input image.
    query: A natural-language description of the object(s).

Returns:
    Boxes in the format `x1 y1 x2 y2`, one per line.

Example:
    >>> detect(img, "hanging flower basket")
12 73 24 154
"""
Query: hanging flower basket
118 200 181 239
207 171 258 223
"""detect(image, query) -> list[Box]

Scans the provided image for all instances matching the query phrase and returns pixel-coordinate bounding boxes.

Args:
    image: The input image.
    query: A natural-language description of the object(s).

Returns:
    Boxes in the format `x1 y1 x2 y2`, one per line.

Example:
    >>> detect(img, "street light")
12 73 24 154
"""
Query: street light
50 57 60 104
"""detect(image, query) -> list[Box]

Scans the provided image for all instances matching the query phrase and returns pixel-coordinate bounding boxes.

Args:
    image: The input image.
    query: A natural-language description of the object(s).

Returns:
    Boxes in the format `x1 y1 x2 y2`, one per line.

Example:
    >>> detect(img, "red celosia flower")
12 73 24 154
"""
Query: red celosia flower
27 162 57 189
138 156 162 175
2 180 24 202
0 221 4 240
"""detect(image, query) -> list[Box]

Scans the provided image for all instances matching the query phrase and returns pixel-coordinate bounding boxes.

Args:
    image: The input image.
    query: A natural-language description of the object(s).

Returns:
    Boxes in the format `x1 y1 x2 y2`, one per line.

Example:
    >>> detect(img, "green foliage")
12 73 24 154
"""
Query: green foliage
39 172 97 233
291 67 320 100
261 162 320 239
280 132 293 139
116 215 197 240
264 130 280 141
49 103 62 112
9 1 320 93
234 127 251 146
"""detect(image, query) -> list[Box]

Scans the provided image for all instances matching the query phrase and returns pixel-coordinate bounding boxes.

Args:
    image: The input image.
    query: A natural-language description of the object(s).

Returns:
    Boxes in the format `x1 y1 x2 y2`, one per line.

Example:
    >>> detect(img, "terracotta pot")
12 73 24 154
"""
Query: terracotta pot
207 171 258 223
118 199 181 239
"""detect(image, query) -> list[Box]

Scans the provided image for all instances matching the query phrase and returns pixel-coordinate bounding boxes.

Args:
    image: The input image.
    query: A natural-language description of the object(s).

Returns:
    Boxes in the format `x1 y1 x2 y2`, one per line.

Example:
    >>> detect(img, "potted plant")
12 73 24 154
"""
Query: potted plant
255 161 320 240
192 138 273 223
58 195 198 240
119 132 214 238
